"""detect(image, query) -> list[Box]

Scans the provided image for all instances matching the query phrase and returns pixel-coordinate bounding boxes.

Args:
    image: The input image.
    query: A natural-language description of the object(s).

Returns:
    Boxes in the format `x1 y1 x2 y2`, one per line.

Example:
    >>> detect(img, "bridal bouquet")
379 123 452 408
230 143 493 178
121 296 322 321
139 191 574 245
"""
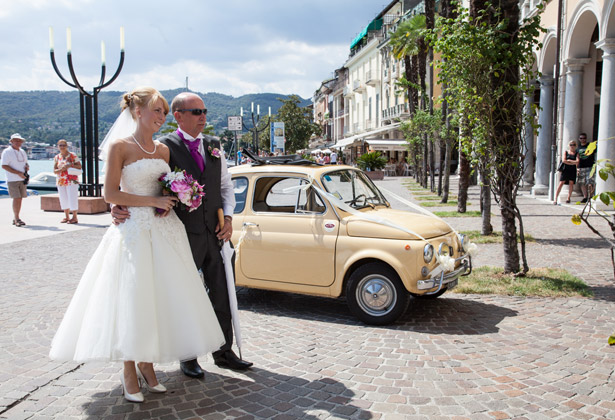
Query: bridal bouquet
157 168 205 213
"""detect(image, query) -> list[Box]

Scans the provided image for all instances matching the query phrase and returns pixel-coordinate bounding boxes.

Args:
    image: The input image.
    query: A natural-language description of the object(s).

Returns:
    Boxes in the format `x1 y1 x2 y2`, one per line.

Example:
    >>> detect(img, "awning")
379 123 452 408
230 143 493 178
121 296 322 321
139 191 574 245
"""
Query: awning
350 18 383 49
333 123 401 149
365 139 408 152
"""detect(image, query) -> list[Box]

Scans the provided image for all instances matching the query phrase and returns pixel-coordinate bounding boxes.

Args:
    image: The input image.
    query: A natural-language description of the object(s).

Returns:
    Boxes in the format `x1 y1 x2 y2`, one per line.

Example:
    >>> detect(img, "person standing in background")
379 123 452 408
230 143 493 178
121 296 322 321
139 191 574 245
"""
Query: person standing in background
1 133 29 226
576 133 596 203
53 139 82 224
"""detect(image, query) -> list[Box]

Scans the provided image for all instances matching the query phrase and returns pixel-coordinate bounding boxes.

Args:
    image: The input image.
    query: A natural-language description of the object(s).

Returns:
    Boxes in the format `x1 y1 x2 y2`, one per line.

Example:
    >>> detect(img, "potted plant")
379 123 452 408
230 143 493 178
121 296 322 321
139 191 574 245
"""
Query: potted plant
356 151 387 180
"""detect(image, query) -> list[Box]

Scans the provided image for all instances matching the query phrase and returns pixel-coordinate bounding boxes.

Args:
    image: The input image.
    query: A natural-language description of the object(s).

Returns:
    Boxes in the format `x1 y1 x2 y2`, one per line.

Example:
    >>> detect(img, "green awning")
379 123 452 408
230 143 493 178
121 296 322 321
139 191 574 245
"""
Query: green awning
350 19 383 50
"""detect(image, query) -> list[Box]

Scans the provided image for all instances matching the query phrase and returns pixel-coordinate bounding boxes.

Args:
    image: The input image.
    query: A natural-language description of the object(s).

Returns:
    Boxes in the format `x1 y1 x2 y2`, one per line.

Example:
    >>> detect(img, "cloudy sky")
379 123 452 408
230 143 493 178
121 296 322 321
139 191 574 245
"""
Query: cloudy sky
0 0 386 99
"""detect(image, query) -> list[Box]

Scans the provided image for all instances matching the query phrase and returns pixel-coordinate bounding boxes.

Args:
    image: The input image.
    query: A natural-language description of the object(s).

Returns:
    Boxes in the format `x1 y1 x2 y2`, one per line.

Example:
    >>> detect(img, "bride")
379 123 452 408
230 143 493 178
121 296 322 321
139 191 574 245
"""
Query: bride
49 87 225 403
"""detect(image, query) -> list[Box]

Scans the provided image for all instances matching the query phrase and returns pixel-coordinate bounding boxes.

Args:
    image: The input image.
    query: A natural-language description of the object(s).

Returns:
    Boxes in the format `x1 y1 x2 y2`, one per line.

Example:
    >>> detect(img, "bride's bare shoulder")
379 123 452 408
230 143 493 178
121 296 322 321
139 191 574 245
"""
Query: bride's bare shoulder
156 141 171 162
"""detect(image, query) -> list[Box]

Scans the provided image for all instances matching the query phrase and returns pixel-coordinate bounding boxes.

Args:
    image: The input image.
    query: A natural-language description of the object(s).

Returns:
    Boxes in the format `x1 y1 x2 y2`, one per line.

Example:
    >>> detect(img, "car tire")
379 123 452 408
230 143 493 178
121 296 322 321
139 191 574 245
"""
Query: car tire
346 263 409 325
409 287 447 299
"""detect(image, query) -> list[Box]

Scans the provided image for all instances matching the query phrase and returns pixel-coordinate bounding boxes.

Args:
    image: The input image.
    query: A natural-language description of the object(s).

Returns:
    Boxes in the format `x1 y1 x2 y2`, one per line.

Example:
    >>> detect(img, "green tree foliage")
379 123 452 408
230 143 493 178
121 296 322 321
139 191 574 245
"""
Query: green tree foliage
274 95 319 153
428 0 544 274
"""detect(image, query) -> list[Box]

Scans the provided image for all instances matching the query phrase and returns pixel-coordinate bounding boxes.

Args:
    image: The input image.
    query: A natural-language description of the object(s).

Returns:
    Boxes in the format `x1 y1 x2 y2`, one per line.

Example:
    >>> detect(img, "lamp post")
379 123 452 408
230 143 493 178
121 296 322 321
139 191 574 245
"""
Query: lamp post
241 103 271 156
49 26 125 197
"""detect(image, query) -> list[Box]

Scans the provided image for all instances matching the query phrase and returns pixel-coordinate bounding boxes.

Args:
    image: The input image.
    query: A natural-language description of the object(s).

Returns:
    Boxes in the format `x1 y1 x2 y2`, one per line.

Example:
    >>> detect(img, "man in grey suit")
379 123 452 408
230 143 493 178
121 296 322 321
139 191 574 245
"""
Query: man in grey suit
113 92 252 376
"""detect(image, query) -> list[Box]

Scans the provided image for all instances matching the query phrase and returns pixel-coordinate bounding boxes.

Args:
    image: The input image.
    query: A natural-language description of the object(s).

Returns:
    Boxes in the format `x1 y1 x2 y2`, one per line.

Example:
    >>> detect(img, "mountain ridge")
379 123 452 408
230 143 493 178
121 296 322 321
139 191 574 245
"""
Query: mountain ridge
0 89 311 144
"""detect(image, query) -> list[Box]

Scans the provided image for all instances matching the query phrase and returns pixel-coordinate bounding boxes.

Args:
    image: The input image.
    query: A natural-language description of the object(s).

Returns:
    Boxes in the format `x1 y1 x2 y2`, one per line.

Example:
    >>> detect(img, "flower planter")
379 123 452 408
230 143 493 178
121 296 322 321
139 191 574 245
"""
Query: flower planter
363 170 384 181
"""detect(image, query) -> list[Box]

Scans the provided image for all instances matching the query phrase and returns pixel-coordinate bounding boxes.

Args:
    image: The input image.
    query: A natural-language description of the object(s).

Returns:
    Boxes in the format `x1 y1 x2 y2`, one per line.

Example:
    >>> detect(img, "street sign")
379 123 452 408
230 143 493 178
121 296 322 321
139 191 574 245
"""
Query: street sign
228 116 242 131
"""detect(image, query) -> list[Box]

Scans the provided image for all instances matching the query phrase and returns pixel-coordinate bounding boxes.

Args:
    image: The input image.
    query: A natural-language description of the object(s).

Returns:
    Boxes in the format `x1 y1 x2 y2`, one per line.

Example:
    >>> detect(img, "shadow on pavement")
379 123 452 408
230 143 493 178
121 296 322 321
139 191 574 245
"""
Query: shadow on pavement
537 237 611 250
237 289 516 335
84 369 371 419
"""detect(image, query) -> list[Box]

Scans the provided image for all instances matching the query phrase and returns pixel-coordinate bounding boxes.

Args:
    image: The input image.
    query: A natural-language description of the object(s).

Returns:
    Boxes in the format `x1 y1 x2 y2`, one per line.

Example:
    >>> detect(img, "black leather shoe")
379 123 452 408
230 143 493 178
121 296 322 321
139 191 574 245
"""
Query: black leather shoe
180 359 204 378
213 350 253 370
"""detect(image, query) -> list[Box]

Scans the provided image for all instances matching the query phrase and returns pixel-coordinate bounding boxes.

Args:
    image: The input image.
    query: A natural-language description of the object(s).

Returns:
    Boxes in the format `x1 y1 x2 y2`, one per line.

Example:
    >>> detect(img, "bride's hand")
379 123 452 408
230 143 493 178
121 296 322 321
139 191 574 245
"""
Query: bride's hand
154 195 178 217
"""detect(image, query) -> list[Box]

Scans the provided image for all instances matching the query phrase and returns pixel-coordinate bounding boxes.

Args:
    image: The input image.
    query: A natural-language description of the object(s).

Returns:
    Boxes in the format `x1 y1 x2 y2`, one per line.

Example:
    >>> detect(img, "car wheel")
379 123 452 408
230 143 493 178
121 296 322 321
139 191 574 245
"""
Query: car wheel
409 287 447 299
346 263 409 325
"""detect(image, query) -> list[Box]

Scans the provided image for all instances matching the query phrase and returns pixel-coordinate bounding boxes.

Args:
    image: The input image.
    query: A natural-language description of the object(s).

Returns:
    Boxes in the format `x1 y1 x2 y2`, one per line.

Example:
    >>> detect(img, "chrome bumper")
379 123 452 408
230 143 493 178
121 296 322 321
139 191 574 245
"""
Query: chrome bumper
416 255 472 294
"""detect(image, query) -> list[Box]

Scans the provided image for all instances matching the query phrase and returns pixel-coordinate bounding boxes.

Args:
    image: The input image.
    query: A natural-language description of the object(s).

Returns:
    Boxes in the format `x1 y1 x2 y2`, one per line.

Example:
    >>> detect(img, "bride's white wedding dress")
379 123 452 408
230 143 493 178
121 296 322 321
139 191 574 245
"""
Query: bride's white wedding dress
49 158 225 363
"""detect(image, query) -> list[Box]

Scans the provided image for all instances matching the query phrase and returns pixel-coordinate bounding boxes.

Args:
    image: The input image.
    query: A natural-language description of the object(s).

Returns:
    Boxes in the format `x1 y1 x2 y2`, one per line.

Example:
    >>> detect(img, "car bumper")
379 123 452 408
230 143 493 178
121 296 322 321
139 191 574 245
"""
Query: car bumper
416 255 472 294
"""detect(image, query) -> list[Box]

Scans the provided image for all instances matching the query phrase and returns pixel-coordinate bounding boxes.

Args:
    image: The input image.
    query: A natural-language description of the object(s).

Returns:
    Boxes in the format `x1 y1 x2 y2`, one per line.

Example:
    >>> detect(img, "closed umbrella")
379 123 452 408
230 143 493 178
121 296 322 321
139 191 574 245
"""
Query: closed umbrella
217 210 243 359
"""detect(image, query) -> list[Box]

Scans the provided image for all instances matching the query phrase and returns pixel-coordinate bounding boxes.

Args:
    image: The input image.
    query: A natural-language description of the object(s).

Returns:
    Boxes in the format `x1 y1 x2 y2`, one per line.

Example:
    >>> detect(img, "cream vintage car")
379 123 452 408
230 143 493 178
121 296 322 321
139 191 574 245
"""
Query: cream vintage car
229 155 472 325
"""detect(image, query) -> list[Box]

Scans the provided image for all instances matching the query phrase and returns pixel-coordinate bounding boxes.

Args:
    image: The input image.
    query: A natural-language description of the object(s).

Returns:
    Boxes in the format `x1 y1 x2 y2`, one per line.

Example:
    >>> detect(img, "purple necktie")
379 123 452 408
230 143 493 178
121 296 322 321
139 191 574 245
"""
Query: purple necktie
177 130 204 172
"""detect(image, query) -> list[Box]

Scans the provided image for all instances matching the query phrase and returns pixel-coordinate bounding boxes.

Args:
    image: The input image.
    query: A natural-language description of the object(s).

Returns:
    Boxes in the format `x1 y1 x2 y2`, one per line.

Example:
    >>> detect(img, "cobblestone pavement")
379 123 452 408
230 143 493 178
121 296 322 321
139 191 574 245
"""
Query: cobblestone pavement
0 176 613 419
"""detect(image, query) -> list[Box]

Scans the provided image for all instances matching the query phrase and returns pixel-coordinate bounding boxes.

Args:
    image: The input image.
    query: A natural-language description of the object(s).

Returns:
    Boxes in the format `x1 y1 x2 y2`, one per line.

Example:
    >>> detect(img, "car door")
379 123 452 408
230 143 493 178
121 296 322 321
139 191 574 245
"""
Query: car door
238 176 339 287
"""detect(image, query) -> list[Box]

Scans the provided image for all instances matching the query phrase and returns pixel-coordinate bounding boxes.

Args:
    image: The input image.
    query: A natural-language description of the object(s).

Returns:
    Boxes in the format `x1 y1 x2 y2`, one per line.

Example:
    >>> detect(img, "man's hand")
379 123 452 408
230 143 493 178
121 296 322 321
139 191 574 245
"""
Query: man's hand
110 204 130 225
215 216 233 242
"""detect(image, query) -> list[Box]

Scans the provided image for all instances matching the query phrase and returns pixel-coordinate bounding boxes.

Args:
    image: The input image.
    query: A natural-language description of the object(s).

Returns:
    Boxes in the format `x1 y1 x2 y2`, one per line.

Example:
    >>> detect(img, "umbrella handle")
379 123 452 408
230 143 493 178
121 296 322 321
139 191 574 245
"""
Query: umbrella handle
217 208 225 229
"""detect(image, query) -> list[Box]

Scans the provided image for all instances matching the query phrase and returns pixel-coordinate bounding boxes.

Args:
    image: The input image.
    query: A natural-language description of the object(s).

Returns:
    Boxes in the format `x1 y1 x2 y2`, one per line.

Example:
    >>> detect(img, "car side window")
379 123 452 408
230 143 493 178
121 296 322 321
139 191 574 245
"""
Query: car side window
253 177 326 214
232 177 249 213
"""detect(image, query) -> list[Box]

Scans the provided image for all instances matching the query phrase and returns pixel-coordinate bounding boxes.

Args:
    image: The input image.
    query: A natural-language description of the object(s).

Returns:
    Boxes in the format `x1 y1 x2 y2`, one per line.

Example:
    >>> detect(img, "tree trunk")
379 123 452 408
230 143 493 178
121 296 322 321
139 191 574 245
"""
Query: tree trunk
480 170 493 235
457 150 470 212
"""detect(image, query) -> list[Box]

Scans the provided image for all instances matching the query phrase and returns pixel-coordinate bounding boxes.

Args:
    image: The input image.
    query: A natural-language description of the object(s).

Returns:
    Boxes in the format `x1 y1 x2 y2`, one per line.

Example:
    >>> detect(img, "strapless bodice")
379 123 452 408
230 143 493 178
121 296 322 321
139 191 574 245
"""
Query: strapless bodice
120 159 170 196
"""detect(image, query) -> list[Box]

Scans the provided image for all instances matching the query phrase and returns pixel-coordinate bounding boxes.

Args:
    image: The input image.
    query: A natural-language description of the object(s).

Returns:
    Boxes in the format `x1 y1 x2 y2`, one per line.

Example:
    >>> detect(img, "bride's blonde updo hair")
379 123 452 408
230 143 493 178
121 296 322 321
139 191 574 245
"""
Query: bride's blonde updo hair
121 86 169 119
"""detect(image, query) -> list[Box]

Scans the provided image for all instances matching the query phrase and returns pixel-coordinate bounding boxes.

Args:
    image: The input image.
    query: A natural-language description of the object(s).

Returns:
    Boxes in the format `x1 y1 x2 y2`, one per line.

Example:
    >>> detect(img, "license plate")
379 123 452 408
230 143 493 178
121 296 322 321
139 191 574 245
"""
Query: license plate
447 279 458 290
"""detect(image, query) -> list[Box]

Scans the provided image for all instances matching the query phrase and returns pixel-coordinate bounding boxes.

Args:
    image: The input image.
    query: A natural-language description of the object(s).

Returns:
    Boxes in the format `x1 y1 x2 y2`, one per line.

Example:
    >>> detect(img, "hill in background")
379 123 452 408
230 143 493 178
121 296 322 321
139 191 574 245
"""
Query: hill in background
0 89 311 145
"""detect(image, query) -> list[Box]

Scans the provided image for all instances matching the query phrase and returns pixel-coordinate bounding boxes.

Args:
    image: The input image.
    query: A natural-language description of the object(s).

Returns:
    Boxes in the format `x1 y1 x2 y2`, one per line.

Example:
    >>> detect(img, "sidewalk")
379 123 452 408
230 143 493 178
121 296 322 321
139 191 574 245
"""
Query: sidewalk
0 195 110 245
0 176 613 419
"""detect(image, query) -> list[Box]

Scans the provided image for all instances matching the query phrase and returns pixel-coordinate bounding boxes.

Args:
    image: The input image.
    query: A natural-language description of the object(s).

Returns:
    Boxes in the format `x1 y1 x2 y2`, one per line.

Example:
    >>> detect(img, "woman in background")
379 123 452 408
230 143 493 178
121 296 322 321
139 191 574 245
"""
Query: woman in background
53 139 81 223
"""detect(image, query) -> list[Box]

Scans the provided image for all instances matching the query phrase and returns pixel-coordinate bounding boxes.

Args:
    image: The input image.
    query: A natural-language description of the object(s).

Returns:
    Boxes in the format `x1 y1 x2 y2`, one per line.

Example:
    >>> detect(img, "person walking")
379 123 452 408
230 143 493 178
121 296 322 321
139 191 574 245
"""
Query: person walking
53 139 82 224
112 92 253 378
554 140 579 204
50 87 225 403
576 133 596 203
1 133 29 227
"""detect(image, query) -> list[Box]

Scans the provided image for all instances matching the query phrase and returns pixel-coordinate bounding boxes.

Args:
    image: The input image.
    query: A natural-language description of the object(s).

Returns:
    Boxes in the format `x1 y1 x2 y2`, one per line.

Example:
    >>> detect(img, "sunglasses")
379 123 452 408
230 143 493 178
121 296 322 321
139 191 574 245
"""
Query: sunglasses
178 108 207 116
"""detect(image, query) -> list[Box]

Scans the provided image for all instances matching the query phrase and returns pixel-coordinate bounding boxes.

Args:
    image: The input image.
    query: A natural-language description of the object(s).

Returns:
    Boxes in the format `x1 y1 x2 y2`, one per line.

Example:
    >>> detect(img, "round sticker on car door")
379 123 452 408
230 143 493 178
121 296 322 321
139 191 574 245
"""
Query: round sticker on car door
324 222 336 232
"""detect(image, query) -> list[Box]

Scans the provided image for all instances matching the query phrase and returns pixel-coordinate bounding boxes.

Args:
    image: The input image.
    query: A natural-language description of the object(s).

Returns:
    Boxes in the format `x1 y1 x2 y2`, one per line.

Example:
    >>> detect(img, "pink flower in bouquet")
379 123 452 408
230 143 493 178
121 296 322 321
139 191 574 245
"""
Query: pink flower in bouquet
158 168 205 213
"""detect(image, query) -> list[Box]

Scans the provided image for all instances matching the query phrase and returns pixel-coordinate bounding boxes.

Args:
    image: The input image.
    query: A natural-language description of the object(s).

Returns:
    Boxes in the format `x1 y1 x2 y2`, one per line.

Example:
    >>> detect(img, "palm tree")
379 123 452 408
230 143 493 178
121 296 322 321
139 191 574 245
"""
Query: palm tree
389 14 426 115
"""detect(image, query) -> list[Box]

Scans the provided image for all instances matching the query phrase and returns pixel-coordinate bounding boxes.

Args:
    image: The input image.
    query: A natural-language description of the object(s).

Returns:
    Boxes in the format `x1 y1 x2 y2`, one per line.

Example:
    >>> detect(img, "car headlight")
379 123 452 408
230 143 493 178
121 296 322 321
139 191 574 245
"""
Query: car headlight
423 244 434 263
458 233 468 252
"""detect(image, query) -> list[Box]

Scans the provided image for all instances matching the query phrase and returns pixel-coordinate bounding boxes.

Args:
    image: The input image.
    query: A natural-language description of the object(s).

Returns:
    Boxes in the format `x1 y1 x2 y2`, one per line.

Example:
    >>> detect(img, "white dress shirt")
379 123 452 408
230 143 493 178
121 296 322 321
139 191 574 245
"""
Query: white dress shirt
177 128 235 217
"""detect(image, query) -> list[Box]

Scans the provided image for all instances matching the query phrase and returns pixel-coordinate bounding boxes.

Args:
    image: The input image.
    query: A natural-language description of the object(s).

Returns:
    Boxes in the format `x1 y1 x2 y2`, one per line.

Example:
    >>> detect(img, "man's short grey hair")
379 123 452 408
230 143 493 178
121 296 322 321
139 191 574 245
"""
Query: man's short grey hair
171 92 203 113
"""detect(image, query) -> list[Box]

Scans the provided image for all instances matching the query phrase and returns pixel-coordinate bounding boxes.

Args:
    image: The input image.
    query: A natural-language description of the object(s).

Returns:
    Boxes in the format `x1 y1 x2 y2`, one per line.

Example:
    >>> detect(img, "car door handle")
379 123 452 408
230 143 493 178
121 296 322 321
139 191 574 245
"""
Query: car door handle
243 222 259 228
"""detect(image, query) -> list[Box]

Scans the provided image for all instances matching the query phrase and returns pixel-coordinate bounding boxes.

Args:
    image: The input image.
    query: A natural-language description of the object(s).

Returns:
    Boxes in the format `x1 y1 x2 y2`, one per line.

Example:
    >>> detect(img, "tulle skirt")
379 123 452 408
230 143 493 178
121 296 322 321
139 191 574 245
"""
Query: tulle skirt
49 208 225 363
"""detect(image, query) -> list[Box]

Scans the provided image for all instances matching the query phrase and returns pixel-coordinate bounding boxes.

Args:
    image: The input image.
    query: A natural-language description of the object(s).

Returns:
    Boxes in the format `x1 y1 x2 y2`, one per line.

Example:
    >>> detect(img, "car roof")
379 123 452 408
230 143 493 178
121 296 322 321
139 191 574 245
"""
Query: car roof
229 164 357 177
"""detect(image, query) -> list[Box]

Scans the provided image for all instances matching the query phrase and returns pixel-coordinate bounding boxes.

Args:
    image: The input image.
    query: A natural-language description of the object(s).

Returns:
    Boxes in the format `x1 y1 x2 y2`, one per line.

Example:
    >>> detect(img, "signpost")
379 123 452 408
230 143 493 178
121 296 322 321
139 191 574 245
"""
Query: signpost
228 116 242 165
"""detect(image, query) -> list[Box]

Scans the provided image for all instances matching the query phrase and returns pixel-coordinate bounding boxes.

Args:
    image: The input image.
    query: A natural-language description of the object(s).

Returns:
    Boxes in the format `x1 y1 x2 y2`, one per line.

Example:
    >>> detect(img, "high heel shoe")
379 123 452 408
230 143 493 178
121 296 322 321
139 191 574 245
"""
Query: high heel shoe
120 372 144 403
136 364 167 393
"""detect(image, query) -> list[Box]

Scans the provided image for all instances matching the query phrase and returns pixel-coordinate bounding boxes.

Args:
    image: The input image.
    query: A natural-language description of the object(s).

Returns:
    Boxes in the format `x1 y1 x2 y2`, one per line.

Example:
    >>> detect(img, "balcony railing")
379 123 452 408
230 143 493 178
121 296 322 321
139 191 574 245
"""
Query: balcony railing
353 79 366 92
382 103 410 120
366 70 378 86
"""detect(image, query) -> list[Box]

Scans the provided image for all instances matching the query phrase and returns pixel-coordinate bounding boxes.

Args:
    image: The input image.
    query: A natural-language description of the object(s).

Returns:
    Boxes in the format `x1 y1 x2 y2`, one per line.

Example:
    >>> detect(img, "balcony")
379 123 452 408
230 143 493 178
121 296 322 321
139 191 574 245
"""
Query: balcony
352 122 359 133
353 79 366 92
365 70 379 86
382 103 410 122
365 119 372 130
343 86 353 97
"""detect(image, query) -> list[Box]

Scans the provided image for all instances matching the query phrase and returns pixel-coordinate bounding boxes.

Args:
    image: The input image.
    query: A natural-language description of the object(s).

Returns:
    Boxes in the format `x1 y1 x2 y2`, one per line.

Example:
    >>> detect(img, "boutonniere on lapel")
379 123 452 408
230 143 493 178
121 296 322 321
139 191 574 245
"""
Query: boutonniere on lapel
208 146 222 159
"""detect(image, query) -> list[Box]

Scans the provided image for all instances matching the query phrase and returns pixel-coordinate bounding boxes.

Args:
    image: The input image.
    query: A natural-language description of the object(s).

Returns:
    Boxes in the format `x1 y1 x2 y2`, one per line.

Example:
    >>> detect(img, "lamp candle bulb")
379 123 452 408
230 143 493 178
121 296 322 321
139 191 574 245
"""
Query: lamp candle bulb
49 27 54 51
66 27 72 53
101 41 106 64
257 104 260 115
120 27 125 51
251 102 254 113
240 107 243 117
268 107 271 117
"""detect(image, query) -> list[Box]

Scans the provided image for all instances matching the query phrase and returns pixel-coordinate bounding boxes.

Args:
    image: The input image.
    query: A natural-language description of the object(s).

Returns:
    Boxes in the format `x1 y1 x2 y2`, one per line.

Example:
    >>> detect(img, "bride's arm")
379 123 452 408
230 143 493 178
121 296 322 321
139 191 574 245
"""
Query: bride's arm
103 140 177 210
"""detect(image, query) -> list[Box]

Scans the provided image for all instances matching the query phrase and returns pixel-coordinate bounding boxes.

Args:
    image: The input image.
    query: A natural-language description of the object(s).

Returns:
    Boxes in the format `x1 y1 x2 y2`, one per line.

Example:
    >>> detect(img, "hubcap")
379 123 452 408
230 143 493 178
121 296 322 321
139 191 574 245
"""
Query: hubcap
356 274 397 316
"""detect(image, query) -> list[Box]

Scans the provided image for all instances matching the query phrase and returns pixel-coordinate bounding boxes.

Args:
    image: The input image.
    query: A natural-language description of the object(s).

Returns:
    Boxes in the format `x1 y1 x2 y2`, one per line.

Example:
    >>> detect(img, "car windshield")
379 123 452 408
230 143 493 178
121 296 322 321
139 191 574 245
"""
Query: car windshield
320 169 389 209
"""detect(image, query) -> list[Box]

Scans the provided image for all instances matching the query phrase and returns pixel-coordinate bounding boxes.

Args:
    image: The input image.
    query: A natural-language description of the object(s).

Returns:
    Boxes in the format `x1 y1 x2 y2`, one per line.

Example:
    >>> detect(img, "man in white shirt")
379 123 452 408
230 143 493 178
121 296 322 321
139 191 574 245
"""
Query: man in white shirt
1 133 29 226
330 150 338 165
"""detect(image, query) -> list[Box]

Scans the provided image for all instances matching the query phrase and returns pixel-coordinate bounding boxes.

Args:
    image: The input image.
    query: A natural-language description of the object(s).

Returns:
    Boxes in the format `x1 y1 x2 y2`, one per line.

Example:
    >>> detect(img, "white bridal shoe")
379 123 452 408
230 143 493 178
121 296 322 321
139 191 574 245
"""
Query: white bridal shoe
136 364 167 393
120 372 144 403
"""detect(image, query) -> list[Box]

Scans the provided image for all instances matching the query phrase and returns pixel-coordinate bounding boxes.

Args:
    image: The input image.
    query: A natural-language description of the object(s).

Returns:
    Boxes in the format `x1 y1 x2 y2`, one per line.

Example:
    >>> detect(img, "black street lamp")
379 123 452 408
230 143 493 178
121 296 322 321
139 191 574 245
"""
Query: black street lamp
241 103 271 156
49 27 125 197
